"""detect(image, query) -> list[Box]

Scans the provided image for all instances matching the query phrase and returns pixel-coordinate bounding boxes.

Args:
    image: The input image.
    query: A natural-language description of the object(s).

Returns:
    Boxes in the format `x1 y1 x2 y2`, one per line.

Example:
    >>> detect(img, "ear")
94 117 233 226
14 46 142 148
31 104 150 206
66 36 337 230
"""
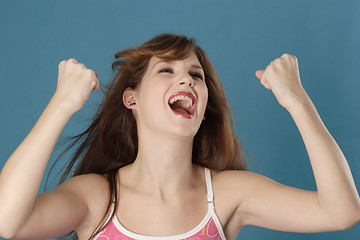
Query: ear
123 88 137 109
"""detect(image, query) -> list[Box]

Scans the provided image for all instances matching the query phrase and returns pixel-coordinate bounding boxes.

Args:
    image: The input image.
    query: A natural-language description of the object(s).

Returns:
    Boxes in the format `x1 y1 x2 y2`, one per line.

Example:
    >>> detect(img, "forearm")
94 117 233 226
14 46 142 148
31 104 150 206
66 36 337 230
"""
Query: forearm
288 95 360 226
0 95 74 232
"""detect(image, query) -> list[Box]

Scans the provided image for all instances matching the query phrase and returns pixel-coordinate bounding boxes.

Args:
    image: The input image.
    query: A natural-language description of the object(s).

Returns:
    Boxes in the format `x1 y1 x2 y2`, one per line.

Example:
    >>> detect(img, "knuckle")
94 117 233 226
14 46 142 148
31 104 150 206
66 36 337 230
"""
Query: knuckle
58 60 66 68
79 62 88 70
84 69 94 76
67 58 79 66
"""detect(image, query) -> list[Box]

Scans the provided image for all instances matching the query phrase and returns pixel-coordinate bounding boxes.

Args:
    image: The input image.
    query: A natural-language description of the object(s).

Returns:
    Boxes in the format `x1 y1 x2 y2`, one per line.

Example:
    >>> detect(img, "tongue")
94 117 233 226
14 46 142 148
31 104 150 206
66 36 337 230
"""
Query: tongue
172 107 189 114
170 100 190 114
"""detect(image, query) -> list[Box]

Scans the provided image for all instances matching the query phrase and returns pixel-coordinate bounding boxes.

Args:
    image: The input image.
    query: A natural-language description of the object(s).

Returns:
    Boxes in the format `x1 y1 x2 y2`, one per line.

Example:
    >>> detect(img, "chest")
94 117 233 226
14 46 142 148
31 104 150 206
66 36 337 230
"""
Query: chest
117 187 209 236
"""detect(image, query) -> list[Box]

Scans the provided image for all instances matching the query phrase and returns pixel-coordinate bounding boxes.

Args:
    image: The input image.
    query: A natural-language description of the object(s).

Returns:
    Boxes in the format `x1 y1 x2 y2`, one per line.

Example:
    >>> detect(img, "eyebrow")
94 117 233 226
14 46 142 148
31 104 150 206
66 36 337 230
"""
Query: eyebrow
190 64 204 70
152 60 169 69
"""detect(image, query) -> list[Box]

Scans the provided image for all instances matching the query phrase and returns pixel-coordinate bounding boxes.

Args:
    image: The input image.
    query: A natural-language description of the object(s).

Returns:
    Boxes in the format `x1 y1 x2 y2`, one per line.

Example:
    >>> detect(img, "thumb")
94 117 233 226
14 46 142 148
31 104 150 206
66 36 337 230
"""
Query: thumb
255 70 265 80
94 72 100 90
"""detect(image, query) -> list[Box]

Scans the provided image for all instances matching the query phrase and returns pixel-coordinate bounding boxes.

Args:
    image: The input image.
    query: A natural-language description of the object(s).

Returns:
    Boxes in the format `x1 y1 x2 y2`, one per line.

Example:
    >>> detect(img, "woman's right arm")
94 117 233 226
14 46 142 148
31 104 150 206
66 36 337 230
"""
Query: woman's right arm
0 59 99 238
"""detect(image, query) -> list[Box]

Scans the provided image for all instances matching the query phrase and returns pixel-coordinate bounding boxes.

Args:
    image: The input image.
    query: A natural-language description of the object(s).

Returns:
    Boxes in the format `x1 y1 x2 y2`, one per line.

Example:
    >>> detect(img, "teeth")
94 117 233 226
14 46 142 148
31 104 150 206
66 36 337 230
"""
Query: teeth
169 95 193 108
186 100 191 108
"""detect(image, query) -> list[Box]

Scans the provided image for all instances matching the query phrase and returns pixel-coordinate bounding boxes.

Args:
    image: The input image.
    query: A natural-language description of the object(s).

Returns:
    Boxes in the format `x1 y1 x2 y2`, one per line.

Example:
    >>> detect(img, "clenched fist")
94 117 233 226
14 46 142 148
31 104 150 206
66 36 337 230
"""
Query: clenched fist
255 54 309 110
54 58 100 113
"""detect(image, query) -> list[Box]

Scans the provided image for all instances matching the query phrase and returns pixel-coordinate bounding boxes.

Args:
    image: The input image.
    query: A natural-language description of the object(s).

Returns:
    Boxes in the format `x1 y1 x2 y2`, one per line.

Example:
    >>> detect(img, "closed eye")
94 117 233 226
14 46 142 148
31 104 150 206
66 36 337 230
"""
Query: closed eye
189 71 204 80
159 68 174 74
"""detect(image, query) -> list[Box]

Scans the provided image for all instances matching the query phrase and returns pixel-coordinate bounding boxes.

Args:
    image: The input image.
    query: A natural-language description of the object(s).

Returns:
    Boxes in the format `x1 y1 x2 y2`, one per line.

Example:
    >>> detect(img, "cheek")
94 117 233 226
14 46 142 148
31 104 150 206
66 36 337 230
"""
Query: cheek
196 86 208 117
141 94 160 113
201 86 209 107
139 86 166 114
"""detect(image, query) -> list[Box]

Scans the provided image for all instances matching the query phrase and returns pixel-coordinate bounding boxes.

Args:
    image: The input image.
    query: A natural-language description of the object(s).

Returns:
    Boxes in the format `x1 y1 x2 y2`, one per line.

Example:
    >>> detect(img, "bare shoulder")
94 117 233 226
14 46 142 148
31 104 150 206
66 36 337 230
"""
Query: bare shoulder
211 169 269 191
58 173 111 235
64 173 110 208
11 174 111 239
209 169 280 233
59 173 109 195
211 169 283 205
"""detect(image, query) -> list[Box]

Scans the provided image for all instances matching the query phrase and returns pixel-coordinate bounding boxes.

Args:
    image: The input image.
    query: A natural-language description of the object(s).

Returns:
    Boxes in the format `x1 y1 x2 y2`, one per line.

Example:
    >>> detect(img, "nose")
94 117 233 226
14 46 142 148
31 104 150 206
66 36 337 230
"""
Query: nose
179 72 195 88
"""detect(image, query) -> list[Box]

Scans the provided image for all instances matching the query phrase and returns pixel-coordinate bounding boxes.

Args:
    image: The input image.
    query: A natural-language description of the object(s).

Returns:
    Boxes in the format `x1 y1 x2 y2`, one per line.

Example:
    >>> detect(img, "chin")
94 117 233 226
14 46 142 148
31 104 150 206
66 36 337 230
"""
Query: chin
169 124 200 140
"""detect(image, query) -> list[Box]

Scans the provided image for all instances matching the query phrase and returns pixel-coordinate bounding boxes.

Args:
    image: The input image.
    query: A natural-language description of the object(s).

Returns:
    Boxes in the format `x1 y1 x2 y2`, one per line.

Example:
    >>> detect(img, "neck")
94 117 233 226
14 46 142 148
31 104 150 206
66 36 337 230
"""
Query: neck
125 129 198 199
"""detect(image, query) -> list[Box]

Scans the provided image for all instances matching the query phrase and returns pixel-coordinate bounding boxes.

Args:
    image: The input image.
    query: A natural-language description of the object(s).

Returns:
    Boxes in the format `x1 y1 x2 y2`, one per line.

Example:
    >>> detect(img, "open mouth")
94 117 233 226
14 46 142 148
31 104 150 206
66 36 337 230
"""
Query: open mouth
168 92 196 119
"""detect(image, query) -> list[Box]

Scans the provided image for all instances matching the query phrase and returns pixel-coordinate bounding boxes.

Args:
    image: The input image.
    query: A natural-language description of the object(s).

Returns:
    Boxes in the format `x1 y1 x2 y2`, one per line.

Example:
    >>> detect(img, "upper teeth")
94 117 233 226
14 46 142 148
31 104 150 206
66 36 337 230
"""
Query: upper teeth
169 95 193 108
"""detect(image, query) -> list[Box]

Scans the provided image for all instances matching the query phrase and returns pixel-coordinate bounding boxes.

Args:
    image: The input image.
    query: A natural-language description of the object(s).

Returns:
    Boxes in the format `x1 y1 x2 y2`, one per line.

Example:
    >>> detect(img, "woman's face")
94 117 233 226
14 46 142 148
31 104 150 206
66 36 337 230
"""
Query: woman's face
132 52 208 139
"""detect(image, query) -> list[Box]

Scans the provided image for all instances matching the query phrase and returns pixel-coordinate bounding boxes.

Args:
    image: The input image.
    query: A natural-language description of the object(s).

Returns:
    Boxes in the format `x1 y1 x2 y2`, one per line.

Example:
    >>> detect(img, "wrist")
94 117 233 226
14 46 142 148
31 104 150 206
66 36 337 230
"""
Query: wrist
286 93 316 117
283 88 312 111
48 93 78 117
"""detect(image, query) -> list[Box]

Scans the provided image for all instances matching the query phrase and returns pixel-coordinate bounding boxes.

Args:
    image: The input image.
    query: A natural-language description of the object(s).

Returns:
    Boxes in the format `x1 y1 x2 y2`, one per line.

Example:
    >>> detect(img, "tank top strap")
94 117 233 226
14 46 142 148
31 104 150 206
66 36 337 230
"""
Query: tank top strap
204 167 214 205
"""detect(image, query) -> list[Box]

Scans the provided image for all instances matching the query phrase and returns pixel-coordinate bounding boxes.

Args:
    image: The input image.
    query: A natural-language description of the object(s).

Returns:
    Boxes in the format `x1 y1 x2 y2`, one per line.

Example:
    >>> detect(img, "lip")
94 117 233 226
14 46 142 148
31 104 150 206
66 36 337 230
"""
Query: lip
168 91 197 119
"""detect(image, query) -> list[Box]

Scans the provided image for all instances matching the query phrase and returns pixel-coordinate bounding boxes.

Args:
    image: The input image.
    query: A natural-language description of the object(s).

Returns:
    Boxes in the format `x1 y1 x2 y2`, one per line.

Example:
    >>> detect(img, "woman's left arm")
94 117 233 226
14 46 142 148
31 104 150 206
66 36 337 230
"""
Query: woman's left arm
235 54 360 231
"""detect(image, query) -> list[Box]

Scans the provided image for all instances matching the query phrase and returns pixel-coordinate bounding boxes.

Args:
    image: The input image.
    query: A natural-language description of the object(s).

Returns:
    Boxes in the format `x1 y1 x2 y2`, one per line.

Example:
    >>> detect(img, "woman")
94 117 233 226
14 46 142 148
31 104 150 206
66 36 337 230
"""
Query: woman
0 34 359 240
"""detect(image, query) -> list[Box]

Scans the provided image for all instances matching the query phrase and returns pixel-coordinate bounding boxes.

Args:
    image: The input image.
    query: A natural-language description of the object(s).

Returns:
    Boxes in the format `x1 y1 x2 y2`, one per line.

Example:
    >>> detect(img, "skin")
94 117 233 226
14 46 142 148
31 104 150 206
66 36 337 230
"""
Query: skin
0 53 359 240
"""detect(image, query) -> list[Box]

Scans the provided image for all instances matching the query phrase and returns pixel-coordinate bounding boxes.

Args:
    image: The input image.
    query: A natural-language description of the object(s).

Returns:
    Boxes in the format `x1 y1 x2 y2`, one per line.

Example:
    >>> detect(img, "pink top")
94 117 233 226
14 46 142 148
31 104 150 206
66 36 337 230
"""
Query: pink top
95 168 226 240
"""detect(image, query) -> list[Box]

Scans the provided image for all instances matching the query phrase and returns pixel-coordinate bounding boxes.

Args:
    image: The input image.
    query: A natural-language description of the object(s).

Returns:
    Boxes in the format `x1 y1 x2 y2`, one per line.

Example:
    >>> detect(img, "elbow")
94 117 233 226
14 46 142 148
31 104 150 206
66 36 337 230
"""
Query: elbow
0 227 18 239
348 208 360 229
0 217 18 239
333 209 360 231
335 220 359 232
0 232 16 240
0 227 16 239
0 227 17 239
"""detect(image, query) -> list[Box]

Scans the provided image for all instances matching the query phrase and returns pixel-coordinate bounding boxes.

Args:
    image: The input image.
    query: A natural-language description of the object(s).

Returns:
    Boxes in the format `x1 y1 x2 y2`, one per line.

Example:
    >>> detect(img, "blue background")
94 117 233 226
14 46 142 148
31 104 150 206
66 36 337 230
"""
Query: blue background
0 0 359 239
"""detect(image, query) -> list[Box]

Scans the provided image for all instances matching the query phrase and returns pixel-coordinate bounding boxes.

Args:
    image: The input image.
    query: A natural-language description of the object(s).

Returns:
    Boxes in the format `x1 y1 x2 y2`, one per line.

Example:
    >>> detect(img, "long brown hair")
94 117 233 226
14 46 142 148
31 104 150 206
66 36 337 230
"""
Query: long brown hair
56 33 245 239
